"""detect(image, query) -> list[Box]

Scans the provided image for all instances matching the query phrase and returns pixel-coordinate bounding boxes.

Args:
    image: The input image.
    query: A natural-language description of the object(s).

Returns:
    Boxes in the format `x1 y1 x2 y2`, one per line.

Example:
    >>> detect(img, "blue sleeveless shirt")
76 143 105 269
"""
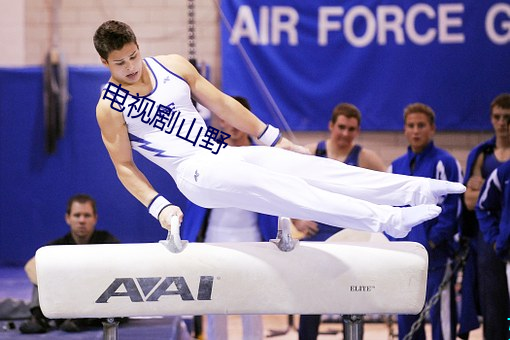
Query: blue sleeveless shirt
303 141 362 241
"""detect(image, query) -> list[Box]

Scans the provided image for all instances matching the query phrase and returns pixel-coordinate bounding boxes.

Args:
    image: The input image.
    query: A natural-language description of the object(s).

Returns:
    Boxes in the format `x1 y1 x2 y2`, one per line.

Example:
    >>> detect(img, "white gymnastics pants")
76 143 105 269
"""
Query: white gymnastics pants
174 146 436 234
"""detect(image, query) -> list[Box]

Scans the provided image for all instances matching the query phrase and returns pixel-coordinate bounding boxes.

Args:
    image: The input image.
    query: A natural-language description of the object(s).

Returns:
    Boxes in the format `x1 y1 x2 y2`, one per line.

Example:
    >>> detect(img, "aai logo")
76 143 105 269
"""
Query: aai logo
96 276 214 303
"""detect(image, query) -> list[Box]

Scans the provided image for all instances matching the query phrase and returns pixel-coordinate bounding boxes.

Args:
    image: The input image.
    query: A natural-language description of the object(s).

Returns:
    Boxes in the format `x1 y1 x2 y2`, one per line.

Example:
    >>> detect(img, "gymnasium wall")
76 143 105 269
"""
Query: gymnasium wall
0 1 505 264
0 0 221 85
0 67 190 265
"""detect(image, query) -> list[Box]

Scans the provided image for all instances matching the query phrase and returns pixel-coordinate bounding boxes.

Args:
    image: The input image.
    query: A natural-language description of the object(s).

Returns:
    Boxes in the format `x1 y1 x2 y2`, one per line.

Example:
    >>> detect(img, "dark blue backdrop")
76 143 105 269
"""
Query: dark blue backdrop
0 67 187 265
221 0 510 131
2 1 509 264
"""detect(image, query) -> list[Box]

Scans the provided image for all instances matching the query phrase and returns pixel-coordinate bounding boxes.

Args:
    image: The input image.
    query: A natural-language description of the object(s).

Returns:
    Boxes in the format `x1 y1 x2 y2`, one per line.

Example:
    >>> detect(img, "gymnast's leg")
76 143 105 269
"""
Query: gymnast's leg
206 315 228 340
175 154 441 238
226 146 465 206
241 315 263 340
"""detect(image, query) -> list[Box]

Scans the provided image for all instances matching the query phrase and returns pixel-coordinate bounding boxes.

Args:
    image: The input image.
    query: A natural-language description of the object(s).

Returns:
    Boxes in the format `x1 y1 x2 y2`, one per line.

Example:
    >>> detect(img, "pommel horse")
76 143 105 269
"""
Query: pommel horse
36 217 428 339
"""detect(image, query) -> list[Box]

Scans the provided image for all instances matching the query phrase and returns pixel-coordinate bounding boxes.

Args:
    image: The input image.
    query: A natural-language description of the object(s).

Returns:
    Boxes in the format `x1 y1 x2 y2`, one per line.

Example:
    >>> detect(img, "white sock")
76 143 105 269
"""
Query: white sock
386 204 442 238
411 180 466 205
429 180 466 199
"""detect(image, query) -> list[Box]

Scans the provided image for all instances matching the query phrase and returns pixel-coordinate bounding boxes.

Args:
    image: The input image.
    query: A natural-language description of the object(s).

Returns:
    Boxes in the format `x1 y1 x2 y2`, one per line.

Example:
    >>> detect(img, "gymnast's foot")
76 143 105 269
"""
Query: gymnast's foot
385 204 442 238
412 180 465 205
429 180 465 201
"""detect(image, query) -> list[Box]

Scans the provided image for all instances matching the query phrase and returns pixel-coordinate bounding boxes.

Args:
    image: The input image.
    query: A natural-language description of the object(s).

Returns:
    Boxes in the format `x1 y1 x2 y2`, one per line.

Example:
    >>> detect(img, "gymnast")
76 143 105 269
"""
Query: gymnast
93 20 465 239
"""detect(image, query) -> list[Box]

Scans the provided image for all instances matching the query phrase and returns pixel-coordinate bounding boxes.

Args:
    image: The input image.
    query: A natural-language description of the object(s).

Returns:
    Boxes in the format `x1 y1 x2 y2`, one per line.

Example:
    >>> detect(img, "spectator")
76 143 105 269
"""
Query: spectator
460 93 510 340
296 102 386 340
387 103 462 340
19 194 120 334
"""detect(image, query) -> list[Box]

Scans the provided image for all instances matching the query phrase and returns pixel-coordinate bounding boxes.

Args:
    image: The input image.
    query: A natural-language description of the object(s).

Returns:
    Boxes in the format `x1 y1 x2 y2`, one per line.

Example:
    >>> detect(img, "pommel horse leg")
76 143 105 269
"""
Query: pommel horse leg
343 314 363 340
102 318 119 340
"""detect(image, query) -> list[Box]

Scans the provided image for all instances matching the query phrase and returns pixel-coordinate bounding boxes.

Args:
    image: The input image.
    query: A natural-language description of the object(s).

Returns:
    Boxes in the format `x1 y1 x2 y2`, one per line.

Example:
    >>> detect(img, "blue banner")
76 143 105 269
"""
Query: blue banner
221 1 510 131
0 67 188 265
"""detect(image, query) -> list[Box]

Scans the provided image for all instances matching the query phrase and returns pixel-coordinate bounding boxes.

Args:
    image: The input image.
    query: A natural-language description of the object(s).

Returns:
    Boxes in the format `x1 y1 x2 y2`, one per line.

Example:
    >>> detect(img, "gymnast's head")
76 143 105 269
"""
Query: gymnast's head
65 194 98 245
94 20 143 84
218 96 253 147
328 103 362 146
330 103 362 127
490 93 510 136
93 20 138 61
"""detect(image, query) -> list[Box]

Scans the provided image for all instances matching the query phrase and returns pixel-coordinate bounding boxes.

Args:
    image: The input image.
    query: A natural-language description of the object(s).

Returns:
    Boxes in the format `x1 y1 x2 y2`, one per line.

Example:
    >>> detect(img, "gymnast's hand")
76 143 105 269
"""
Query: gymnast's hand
276 137 311 155
158 205 184 231
467 175 483 191
292 219 319 237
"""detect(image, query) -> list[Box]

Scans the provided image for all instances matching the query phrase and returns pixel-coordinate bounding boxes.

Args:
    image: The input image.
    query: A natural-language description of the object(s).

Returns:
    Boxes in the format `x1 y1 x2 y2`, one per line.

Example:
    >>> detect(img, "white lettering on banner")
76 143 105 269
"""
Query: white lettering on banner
377 5 405 45
318 4 464 47
230 6 258 44
343 6 377 47
229 3 507 47
230 5 299 45
486 3 510 45
273 7 299 45
438 3 465 43
405 4 436 45
318 7 344 46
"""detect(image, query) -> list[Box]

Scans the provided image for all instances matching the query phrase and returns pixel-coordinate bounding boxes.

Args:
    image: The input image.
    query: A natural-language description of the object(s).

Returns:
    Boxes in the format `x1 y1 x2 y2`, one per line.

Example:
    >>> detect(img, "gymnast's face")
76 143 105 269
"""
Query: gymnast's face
219 119 251 146
404 112 435 154
329 115 360 148
65 201 98 244
491 105 510 138
101 42 143 85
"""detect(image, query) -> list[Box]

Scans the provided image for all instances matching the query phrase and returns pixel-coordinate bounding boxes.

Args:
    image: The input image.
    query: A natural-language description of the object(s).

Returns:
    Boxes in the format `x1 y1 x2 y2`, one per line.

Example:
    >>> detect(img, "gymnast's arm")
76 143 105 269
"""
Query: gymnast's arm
358 148 387 172
464 153 484 210
95 98 183 230
475 168 502 252
160 54 309 153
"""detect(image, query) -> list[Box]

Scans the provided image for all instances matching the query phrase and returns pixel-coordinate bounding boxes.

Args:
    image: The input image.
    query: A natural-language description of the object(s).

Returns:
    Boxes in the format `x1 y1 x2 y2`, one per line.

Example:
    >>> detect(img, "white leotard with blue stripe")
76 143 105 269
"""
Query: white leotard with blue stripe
119 57 215 177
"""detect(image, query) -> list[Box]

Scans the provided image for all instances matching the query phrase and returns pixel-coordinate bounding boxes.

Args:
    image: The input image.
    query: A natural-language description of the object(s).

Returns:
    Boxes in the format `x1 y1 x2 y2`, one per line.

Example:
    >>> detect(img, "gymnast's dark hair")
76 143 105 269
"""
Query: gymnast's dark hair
93 20 138 60
66 194 97 216
331 103 361 126
232 96 251 111
491 93 510 112
403 102 435 125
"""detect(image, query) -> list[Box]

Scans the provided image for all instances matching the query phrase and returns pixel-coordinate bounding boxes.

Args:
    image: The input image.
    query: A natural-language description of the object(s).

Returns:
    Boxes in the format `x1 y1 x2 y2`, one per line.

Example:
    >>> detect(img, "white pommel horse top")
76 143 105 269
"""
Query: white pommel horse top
36 218 428 339
36 218 428 323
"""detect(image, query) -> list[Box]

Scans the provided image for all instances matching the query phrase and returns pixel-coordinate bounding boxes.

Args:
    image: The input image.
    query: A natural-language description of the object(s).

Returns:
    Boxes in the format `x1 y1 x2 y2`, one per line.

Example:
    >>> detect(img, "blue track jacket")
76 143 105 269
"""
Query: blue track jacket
476 160 510 259
461 137 496 237
388 141 462 268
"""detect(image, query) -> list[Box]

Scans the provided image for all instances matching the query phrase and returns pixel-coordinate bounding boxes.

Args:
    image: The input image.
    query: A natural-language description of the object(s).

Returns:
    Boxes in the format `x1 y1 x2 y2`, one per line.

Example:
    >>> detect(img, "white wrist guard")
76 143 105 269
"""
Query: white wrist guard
257 124 282 146
148 195 172 220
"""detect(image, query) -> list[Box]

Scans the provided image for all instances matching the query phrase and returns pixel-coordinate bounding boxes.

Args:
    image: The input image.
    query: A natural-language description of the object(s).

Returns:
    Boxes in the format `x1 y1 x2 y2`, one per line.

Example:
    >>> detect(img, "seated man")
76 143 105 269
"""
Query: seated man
19 194 120 334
